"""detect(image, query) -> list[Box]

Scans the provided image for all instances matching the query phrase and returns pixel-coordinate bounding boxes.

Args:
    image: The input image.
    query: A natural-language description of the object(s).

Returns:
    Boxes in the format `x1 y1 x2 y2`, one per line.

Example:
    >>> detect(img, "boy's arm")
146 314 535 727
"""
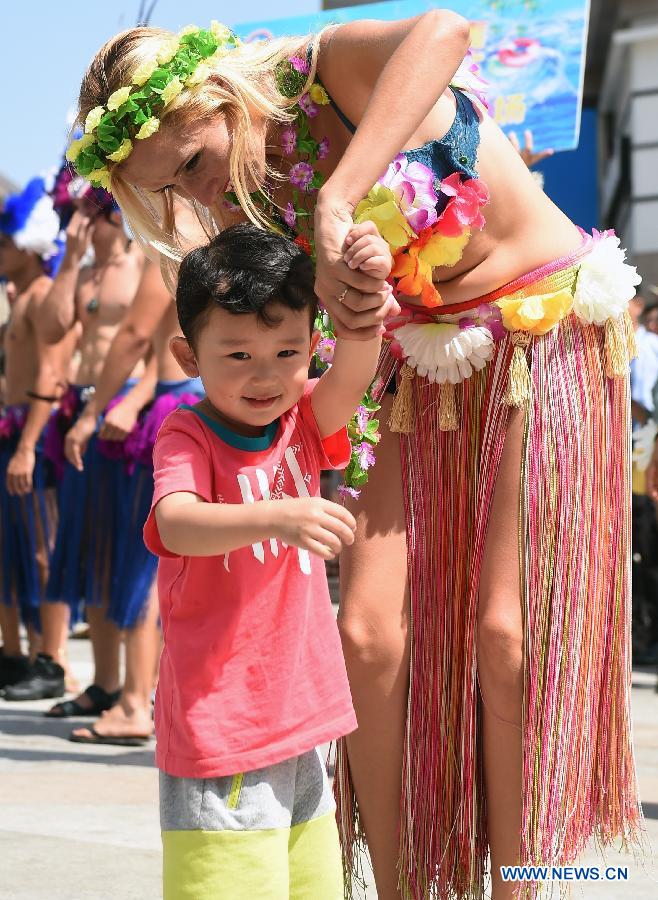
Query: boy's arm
155 492 356 560
311 223 391 438
310 331 382 439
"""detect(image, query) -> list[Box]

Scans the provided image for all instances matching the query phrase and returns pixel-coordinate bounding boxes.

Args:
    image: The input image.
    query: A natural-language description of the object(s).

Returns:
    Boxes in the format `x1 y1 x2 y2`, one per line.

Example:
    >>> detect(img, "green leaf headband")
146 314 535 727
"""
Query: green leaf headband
66 22 240 189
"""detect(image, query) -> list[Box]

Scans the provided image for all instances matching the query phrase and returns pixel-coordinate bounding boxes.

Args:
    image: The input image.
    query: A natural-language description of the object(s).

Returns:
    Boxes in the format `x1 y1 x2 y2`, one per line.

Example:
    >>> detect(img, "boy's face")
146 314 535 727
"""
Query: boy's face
187 303 315 435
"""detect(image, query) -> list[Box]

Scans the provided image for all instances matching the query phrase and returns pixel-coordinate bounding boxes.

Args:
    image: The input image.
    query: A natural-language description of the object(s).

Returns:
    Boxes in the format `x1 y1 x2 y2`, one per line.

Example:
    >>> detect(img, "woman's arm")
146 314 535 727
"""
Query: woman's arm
312 12 470 337
319 11 471 208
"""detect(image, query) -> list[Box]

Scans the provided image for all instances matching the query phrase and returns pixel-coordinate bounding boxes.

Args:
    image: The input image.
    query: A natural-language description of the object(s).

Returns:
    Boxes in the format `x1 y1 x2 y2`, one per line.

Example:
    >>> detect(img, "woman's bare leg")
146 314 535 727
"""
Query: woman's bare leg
477 407 525 899
338 394 410 900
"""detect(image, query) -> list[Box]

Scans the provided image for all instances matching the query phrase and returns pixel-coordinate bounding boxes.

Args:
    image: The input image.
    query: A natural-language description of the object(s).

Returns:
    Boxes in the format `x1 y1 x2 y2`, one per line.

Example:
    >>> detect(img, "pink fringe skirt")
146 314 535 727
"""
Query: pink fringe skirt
335 236 643 898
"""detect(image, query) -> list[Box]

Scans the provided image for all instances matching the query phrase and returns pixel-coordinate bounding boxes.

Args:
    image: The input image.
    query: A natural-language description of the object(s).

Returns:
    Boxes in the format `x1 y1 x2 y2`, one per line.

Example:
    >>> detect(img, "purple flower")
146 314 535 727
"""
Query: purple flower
281 127 297 155
476 303 506 341
299 93 319 118
356 442 376 470
316 337 335 364
379 154 439 232
355 405 369 432
338 484 361 501
284 202 297 228
222 197 241 213
289 55 310 75
317 137 330 160
289 162 314 190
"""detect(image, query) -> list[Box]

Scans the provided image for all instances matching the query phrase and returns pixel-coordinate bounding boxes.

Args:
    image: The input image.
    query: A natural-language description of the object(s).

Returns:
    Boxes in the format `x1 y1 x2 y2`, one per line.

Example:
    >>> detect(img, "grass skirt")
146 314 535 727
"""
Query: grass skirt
335 243 642 898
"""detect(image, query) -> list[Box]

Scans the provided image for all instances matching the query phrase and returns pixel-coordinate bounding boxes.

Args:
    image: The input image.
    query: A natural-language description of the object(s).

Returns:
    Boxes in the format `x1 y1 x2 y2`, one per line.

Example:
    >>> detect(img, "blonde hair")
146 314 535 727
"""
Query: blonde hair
76 25 326 286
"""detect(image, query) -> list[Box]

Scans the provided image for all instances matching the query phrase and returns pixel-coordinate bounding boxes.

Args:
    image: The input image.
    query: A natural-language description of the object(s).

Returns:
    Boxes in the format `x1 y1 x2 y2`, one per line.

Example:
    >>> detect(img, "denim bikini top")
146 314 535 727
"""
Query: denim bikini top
325 85 481 185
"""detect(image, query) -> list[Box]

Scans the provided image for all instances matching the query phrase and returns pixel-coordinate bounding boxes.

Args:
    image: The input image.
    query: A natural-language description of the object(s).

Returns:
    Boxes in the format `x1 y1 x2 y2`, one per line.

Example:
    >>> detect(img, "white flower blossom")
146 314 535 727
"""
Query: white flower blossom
573 234 641 326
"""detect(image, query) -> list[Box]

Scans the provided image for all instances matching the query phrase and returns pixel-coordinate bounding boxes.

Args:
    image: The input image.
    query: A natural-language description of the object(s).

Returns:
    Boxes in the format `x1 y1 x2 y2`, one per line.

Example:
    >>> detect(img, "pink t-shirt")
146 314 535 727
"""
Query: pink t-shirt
144 382 357 778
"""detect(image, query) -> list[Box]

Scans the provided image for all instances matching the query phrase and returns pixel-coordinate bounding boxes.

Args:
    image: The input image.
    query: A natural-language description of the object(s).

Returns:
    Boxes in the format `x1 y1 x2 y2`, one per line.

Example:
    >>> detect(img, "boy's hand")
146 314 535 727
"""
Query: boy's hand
343 221 393 280
273 497 357 560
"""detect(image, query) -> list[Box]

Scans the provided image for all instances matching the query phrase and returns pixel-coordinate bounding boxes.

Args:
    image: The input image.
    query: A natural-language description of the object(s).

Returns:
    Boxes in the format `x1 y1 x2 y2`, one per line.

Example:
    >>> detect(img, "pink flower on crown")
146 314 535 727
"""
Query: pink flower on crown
434 173 489 237
281 127 297 155
299 93 319 118
290 162 314 191
317 137 330 160
289 55 310 75
338 483 361 500
379 154 439 234
284 203 297 228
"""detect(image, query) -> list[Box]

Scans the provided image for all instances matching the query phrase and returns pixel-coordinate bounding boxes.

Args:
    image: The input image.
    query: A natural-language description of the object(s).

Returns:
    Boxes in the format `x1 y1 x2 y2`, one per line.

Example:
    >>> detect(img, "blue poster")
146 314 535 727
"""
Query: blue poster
235 0 591 152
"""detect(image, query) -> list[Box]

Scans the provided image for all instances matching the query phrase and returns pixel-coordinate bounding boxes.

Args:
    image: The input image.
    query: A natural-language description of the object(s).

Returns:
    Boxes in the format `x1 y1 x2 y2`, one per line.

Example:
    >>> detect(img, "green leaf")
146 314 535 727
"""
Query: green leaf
296 138 316 155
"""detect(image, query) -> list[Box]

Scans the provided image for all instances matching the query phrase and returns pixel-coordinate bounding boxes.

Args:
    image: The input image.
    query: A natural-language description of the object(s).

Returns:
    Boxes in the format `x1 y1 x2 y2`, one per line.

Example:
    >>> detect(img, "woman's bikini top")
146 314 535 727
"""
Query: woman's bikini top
324 84 482 213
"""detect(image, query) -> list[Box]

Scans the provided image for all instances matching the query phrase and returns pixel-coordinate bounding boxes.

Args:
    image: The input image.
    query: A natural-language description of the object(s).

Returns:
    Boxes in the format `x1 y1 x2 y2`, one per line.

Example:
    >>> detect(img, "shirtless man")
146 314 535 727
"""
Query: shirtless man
0 180 77 691
5 188 151 707
63 250 203 742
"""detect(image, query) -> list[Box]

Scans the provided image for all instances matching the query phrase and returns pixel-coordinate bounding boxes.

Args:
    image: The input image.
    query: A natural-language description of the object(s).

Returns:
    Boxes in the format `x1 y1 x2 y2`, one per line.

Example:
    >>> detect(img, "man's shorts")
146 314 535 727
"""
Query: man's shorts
160 746 343 899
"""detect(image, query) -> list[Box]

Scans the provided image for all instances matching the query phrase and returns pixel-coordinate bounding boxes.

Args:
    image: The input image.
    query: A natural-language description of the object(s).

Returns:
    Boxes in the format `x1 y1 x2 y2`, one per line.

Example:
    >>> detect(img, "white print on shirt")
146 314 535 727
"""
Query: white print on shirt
223 446 312 576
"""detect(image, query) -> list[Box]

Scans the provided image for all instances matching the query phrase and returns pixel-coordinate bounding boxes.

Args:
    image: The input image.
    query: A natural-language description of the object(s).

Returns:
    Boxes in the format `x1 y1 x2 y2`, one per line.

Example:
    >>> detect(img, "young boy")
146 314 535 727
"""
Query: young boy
144 221 392 899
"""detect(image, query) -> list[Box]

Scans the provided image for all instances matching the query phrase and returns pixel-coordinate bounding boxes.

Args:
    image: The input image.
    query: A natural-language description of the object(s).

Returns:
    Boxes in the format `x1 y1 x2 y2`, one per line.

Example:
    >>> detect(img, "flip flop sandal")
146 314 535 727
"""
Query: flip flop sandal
44 684 122 718
69 726 153 747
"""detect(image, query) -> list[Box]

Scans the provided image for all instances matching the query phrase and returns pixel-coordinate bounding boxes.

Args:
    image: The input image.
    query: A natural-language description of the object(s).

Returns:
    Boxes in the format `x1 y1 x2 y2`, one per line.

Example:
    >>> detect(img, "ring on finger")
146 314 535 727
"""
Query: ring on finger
337 287 348 304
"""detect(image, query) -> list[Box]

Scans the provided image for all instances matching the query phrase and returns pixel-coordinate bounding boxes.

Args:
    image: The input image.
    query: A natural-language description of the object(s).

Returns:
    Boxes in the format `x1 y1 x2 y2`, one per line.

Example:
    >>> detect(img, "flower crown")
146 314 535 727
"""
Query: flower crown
66 22 240 189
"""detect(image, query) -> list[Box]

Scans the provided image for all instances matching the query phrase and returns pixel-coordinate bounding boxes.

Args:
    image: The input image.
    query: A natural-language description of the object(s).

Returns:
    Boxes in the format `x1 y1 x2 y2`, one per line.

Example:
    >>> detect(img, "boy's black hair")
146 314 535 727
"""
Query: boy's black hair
176 223 318 347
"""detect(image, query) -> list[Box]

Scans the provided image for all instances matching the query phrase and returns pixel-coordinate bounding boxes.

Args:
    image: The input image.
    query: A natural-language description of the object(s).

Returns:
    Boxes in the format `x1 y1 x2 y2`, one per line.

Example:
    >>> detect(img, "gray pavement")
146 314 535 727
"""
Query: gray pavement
1 637 657 899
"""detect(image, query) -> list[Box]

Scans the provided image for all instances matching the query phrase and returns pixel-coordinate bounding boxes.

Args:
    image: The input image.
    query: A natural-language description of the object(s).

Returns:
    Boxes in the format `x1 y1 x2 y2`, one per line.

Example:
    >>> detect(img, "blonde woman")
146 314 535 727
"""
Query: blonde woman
68 16 642 900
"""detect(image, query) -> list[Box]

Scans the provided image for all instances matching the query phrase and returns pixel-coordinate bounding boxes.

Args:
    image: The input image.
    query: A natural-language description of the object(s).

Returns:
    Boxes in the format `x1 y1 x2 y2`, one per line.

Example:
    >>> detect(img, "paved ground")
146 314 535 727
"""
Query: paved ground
1 637 657 899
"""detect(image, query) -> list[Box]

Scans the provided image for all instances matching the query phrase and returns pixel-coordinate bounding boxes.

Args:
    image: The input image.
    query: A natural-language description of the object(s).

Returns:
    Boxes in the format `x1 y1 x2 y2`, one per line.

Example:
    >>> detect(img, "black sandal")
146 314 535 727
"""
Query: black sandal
44 684 121 718
69 726 152 746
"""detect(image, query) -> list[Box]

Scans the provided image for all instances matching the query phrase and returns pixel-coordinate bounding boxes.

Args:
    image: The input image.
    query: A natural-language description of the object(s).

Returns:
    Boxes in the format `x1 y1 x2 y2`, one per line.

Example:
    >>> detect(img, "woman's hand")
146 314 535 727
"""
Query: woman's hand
314 194 400 339
98 399 140 443
64 411 97 472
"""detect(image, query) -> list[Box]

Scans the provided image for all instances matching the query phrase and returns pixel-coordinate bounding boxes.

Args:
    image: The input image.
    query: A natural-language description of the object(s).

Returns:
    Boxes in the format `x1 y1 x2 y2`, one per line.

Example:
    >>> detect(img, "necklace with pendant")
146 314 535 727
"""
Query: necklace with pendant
85 250 127 315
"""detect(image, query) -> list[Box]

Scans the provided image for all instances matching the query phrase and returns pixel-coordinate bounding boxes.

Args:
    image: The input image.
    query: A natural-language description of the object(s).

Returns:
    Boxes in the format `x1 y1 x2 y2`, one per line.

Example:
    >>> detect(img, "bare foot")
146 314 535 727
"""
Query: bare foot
70 699 153 741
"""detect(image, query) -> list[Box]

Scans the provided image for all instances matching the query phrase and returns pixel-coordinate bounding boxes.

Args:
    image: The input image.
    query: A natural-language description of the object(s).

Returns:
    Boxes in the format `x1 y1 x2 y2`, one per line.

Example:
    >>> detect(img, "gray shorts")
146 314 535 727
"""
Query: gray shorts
160 747 343 899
